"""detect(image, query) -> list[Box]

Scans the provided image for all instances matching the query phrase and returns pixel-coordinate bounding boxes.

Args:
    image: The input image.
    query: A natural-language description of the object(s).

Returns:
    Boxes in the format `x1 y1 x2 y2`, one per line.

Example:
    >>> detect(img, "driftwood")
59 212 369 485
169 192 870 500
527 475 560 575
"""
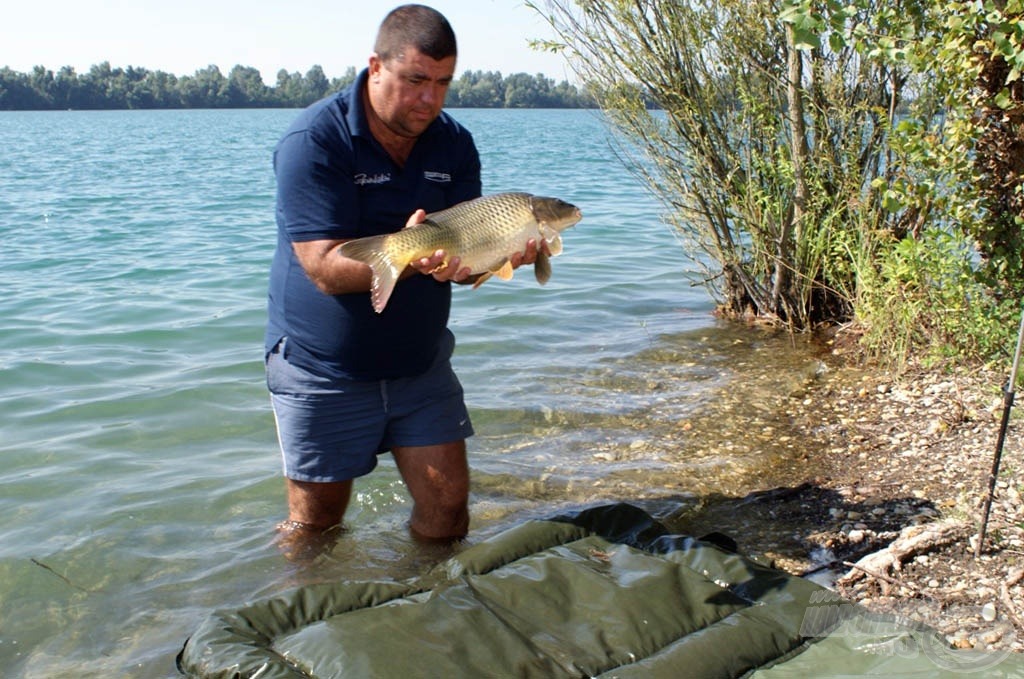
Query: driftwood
1001 567 1024 631
838 519 969 586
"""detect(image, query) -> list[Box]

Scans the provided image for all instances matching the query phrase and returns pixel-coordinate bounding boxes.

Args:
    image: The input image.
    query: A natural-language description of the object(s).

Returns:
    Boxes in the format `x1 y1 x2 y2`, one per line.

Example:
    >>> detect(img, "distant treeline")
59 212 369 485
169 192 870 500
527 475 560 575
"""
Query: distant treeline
0 63 595 110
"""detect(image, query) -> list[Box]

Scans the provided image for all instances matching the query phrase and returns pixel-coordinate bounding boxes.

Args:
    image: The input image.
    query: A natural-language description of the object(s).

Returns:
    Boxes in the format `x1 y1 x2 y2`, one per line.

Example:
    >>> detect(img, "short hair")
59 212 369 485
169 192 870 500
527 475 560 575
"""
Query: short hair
374 4 457 63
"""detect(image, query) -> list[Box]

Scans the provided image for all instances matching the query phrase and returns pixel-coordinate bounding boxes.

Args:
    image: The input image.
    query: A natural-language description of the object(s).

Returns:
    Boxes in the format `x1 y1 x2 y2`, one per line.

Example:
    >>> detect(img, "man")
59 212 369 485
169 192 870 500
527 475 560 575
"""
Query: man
266 4 543 556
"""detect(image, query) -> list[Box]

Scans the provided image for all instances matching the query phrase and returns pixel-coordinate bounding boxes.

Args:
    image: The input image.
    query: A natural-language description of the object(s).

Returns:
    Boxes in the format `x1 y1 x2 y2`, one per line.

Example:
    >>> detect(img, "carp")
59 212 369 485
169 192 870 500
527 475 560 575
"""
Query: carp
340 192 582 313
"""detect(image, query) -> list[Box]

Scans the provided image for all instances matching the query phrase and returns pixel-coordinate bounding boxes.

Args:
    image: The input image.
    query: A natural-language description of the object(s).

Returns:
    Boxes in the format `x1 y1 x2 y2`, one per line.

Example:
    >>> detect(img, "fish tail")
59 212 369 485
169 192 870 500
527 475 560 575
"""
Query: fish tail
339 236 402 313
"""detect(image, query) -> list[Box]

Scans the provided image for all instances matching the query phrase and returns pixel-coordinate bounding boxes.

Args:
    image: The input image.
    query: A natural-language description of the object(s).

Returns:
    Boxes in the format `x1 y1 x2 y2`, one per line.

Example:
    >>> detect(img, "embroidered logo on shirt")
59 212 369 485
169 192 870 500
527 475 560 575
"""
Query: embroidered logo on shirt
424 171 452 183
354 172 391 186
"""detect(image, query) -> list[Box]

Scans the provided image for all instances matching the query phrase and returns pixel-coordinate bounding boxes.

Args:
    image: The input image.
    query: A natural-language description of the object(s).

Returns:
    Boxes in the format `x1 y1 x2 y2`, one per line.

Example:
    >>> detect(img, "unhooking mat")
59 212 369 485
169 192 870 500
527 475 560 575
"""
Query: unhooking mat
178 503 1024 678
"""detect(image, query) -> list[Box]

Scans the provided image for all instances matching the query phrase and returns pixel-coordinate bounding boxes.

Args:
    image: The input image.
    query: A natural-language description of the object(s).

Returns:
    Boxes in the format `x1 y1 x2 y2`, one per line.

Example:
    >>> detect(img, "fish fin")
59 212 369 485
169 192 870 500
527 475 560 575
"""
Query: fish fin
339 236 402 313
540 225 564 256
495 259 515 281
472 271 493 289
534 249 552 285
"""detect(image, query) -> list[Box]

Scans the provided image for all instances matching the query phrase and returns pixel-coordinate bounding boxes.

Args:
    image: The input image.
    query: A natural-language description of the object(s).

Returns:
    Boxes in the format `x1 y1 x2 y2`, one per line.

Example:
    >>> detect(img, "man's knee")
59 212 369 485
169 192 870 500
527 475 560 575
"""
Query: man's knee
410 494 469 541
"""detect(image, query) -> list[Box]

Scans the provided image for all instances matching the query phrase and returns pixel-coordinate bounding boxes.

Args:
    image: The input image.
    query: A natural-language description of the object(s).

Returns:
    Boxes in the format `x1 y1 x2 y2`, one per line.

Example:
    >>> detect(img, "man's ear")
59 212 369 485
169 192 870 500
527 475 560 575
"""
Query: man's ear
368 55 383 81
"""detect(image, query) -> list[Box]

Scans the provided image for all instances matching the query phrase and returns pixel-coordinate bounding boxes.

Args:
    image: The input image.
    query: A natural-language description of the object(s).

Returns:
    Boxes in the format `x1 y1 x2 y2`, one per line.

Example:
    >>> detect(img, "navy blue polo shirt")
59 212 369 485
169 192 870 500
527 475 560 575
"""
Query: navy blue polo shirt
265 69 482 381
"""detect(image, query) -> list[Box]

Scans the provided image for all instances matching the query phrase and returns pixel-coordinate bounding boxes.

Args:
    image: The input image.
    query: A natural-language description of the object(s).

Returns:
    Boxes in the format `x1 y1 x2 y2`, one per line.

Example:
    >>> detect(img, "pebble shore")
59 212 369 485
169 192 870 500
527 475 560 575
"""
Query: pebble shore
798 360 1024 654
671 337 1024 656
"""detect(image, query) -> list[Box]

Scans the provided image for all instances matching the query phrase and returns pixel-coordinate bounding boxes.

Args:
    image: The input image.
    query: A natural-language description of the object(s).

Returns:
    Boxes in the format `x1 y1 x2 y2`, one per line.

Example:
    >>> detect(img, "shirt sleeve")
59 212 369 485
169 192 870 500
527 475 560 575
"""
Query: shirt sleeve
273 128 358 242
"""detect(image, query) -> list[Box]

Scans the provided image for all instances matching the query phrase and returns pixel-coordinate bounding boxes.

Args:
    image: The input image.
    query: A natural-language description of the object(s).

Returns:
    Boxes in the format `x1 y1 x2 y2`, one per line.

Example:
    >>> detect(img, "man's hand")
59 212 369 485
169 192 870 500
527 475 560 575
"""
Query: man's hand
510 238 550 268
411 249 473 283
402 209 470 283
404 208 552 284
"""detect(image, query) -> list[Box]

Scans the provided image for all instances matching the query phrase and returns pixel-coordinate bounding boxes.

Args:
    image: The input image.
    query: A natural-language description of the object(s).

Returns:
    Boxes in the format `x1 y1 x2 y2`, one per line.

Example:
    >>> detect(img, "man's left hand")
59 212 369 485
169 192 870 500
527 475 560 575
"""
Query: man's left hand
510 238 551 268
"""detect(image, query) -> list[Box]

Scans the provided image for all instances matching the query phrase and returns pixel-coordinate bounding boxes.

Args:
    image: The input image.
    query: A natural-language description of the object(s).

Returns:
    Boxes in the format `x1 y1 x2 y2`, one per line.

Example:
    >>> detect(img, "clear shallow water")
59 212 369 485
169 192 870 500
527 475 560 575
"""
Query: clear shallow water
0 108 821 677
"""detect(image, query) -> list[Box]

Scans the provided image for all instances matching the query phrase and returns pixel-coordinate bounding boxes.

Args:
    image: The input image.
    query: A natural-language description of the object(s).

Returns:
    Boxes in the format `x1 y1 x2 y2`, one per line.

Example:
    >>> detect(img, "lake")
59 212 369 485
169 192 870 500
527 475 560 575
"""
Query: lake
0 108 822 677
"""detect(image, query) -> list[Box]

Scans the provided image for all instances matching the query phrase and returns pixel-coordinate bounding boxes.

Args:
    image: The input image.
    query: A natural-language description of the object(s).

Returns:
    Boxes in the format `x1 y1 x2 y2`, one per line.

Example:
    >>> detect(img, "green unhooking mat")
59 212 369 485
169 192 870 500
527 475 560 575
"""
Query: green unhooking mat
177 503 1024 678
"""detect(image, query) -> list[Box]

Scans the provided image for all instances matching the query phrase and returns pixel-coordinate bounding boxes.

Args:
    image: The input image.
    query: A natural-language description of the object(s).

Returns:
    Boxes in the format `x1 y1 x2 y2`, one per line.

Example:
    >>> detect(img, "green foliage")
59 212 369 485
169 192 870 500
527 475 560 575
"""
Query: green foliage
0 63 591 110
855 228 1019 367
793 0 1024 363
447 70 593 108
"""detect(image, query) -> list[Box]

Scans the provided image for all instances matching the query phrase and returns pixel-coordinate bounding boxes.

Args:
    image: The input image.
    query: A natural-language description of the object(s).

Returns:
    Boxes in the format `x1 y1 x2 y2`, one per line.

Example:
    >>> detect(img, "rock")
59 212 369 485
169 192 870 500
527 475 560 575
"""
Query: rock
984 629 1005 645
952 636 974 649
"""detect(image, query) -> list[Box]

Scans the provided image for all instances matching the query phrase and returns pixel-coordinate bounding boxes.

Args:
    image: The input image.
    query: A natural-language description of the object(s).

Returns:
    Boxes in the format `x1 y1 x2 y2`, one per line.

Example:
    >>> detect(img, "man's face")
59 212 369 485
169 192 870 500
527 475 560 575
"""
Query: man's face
368 46 456 139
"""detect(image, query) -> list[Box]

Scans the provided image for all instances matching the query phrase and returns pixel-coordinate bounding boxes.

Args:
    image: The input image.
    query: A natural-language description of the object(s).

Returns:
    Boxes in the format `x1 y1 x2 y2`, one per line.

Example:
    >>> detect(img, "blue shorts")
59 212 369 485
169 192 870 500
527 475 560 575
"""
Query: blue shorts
266 333 474 483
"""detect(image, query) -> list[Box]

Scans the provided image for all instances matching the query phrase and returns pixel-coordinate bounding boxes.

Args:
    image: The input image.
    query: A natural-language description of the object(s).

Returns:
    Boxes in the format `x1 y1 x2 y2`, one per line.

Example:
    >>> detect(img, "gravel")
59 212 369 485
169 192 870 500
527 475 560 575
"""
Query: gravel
675 347 1024 656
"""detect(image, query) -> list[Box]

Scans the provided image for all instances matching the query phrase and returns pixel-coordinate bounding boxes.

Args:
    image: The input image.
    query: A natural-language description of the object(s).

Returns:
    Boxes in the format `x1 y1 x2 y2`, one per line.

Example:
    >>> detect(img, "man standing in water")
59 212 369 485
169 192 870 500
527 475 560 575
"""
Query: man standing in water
265 4 543 557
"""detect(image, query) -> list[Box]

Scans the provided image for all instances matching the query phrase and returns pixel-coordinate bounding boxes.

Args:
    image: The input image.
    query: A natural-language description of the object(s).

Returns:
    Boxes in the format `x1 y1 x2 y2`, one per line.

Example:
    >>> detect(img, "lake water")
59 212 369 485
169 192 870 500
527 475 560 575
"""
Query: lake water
0 108 823 677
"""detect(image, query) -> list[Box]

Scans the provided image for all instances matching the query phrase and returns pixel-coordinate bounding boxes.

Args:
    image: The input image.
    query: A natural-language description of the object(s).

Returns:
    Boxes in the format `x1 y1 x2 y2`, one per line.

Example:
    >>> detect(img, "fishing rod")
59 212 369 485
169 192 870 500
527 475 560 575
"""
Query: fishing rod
975 306 1024 559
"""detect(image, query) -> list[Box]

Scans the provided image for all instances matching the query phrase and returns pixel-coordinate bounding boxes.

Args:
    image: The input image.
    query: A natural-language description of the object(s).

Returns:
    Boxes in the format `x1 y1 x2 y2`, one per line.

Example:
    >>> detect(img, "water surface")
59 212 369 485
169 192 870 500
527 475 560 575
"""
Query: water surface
0 108 822 677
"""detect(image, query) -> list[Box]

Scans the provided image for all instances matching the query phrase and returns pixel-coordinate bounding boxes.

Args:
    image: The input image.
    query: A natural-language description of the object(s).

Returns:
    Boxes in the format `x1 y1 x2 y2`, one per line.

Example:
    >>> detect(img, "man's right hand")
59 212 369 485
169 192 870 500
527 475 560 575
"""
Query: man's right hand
404 208 474 283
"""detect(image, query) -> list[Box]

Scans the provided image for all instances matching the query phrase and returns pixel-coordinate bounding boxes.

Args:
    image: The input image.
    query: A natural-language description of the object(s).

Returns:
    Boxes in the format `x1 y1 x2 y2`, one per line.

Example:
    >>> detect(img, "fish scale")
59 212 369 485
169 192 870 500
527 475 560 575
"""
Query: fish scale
340 192 582 313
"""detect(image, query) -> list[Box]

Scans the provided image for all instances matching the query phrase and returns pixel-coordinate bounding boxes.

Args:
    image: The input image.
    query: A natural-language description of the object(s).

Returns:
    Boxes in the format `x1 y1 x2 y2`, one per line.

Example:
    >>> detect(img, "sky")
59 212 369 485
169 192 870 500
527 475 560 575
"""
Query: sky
1 0 576 83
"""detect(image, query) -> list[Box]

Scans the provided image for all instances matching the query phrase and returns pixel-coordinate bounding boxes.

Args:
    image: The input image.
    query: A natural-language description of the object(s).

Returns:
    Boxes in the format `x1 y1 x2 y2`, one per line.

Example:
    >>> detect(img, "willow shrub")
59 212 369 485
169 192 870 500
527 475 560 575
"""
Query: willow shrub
784 0 1024 367
531 0 1022 366
531 0 914 330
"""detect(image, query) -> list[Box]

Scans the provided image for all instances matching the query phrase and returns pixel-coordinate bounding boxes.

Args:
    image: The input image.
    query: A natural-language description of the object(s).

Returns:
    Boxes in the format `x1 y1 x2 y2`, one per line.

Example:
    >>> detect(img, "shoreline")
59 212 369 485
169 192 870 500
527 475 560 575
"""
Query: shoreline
673 347 1024 654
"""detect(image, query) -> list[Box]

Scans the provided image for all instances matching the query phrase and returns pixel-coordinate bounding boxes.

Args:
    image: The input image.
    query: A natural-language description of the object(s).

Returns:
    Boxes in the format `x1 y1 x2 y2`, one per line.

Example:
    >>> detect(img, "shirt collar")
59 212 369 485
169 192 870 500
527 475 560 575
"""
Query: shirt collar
345 69 372 139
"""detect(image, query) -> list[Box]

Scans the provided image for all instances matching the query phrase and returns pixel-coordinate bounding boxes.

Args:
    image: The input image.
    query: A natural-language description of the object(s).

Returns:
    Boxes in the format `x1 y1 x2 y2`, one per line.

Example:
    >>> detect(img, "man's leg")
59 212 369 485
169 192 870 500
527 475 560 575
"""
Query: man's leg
267 341 384 560
285 478 353 528
392 440 469 541
276 478 353 562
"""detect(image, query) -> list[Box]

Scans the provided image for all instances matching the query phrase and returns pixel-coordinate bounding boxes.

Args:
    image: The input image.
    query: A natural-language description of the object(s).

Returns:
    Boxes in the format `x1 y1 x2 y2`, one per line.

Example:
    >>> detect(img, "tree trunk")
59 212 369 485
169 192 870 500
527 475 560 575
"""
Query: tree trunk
775 24 809 325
